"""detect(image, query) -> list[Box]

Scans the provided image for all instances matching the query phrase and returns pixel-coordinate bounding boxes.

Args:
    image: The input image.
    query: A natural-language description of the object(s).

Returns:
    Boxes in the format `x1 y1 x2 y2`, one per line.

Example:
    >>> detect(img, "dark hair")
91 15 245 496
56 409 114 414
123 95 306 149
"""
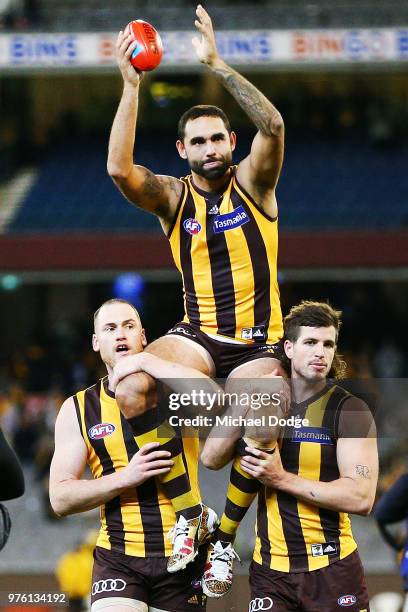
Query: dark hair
177 105 232 141
281 300 346 379
93 299 140 329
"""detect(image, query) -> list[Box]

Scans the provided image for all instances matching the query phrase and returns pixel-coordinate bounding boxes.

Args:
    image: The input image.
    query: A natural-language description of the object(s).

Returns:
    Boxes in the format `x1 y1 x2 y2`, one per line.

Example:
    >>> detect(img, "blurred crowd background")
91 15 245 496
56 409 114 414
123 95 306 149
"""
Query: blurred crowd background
2 0 408 30
1 280 407 524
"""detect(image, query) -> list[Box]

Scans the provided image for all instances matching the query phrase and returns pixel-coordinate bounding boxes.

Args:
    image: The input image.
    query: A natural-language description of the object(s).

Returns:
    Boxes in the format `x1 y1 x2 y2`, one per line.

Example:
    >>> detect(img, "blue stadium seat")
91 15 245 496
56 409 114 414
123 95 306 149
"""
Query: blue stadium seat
7 134 408 233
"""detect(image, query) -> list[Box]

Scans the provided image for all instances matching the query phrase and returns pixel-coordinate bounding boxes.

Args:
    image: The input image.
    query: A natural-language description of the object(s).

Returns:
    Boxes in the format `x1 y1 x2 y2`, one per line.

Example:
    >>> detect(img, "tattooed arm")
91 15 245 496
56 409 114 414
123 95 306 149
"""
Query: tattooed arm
241 397 378 515
193 5 284 215
107 29 182 230
241 436 378 516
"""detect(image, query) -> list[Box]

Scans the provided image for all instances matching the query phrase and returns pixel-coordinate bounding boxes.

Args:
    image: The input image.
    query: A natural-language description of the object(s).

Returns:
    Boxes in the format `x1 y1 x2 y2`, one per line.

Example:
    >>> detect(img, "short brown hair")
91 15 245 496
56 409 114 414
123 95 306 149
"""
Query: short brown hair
93 299 140 330
282 300 346 379
178 105 231 141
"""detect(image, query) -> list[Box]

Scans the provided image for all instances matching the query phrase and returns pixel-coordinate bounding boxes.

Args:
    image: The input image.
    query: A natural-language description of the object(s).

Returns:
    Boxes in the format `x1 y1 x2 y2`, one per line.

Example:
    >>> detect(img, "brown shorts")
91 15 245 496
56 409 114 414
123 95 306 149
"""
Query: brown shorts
167 322 281 378
249 551 370 612
91 546 207 611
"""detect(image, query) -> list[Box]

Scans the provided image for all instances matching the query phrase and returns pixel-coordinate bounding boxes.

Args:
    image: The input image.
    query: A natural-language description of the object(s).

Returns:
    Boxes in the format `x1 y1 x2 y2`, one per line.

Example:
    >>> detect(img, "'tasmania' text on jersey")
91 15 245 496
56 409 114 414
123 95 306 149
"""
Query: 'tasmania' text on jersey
74 379 200 557
168 167 282 344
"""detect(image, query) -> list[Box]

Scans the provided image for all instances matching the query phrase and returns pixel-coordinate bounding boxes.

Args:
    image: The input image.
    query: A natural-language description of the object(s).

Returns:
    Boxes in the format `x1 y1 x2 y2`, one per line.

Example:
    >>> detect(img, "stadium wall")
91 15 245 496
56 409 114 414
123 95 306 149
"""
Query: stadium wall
1 230 408 272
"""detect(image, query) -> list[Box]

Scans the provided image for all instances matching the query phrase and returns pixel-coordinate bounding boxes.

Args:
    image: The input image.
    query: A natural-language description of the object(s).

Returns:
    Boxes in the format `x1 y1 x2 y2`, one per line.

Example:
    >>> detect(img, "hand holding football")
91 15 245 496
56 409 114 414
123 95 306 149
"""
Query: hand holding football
125 20 163 72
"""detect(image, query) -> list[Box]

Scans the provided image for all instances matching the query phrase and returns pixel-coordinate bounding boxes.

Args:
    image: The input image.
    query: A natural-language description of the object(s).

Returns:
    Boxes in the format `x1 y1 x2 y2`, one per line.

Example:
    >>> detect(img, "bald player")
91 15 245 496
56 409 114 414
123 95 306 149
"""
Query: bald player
49 299 218 612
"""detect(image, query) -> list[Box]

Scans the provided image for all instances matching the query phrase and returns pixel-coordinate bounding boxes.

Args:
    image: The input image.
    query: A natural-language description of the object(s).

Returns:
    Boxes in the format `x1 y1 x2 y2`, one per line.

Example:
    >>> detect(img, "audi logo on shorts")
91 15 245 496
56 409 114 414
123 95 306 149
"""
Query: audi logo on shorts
92 578 127 595
249 597 274 611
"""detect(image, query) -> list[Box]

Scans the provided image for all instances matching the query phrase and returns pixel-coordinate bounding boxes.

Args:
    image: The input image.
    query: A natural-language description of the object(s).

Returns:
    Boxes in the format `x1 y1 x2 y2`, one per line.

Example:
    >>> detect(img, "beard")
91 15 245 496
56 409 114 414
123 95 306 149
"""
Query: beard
189 155 232 180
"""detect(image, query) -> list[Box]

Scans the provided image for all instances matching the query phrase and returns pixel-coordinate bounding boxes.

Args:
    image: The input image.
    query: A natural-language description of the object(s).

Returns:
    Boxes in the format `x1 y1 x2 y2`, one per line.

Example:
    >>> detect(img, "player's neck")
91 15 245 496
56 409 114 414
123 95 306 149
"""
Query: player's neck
191 169 231 194
291 376 327 405
105 366 115 392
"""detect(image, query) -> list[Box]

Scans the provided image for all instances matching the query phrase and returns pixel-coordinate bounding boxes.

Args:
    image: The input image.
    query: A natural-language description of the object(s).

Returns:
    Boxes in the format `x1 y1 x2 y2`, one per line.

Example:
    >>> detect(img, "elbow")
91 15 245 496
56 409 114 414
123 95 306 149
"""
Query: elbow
49 497 69 518
107 163 126 182
270 114 284 136
106 156 131 182
355 495 375 516
49 489 73 518
355 505 372 517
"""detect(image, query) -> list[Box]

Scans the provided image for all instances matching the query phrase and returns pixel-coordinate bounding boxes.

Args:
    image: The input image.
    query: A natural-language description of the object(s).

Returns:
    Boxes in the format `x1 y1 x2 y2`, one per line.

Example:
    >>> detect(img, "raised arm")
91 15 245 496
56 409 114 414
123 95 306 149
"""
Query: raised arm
107 30 183 230
49 396 173 516
193 5 284 216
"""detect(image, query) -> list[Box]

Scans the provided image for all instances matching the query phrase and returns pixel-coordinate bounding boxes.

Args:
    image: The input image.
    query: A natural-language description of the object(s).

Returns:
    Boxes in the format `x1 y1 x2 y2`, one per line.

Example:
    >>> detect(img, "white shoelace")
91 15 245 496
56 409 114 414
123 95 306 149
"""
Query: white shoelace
167 516 191 553
209 542 240 580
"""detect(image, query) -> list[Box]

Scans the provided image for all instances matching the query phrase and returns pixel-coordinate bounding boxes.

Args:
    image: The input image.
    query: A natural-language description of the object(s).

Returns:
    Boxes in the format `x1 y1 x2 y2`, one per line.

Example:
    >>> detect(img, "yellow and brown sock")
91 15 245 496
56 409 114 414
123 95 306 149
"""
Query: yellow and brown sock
127 409 202 520
214 439 276 543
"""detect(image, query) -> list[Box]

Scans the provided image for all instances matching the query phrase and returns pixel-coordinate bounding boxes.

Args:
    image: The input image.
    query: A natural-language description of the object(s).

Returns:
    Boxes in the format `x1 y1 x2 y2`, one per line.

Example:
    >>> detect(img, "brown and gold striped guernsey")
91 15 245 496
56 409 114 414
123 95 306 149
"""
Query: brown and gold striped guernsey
168 167 283 344
74 378 200 557
253 384 357 572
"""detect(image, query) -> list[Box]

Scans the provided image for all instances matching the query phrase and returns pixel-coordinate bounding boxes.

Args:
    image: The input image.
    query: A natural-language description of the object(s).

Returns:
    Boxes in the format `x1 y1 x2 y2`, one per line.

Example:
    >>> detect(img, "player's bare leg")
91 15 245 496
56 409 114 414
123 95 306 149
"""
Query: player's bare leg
227 357 288 447
116 335 214 418
116 334 217 573
202 357 287 598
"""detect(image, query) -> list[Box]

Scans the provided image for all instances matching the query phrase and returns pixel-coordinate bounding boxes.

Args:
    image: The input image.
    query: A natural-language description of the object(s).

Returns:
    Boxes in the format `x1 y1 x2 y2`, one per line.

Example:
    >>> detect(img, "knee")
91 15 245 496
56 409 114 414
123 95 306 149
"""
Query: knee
200 448 222 470
115 375 155 418
200 441 226 470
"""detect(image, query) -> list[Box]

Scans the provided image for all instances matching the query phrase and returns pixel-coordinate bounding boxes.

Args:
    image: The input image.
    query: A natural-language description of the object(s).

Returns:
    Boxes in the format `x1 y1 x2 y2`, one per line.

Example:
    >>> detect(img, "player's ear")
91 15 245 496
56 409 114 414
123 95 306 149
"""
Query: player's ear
141 328 147 347
92 334 99 353
176 139 187 159
284 339 293 359
230 131 236 151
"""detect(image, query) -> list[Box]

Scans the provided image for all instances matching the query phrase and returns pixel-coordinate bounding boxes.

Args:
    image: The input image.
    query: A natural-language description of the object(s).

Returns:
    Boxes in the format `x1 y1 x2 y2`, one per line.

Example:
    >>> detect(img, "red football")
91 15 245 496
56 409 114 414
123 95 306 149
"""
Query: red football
125 20 163 72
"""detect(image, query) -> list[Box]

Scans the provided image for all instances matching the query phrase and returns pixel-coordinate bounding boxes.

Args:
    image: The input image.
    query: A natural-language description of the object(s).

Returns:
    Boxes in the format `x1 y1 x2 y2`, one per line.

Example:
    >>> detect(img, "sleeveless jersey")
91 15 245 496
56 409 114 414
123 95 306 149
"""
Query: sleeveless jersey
168 168 283 344
253 384 358 572
74 378 200 557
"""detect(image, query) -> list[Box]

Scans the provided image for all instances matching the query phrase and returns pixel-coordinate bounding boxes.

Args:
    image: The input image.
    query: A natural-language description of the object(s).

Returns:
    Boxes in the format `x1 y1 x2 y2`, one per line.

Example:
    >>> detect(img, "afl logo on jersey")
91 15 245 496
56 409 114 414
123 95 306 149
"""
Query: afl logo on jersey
89 423 116 440
183 218 202 235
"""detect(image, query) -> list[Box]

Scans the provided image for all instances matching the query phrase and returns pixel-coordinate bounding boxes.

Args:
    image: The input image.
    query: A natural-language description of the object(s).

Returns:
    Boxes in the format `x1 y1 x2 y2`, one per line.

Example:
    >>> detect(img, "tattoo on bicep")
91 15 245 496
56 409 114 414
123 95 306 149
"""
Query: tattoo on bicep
213 66 276 135
141 170 163 199
158 176 182 217
356 464 370 479
310 491 315 498
163 176 182 200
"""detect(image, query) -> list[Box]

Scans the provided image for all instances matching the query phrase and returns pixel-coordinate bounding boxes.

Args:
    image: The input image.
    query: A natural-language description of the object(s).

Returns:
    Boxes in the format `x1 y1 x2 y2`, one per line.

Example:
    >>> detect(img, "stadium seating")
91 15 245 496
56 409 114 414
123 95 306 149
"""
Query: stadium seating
7 134 408 233
7 138 162 233
33 0 408 31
